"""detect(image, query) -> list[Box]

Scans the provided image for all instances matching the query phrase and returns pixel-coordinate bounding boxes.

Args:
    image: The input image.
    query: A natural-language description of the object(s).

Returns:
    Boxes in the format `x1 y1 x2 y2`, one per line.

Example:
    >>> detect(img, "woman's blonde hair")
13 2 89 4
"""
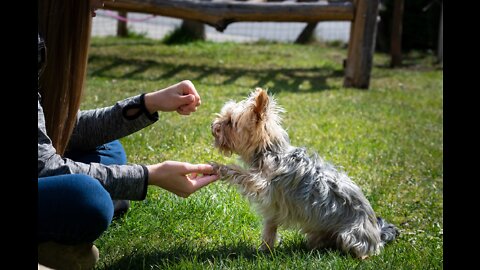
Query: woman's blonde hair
38 0 92 155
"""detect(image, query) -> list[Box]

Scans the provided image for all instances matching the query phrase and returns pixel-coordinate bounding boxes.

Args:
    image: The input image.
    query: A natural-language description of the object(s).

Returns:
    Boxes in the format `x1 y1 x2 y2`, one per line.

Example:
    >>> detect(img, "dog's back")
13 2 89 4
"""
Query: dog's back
252 146 391 257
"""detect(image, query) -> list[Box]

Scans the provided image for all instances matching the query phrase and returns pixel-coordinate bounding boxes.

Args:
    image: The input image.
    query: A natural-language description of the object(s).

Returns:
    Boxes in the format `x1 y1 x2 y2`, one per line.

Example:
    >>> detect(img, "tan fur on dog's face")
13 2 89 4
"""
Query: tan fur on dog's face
211 88 288 163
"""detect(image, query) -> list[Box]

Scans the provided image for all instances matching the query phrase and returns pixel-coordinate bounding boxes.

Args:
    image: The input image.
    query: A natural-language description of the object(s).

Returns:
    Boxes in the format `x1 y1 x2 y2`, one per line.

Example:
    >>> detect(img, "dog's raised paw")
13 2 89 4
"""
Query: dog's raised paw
209 162 230 179
209 162 220 173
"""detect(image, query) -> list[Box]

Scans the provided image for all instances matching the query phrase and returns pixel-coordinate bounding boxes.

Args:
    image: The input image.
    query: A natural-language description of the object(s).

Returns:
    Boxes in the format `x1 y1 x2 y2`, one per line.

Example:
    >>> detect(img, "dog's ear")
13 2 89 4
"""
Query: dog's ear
253 88 269 121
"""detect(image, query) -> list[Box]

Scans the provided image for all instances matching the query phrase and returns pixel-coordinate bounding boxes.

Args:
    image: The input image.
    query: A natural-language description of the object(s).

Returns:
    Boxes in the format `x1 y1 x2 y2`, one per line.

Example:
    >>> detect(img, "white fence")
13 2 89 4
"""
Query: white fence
92 10 351 43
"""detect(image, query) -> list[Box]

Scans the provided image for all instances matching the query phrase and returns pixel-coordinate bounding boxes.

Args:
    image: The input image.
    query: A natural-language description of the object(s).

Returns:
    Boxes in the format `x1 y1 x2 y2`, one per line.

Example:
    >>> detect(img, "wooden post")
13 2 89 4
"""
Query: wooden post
390 0 404 67
117 11 128 37
344 0 379 89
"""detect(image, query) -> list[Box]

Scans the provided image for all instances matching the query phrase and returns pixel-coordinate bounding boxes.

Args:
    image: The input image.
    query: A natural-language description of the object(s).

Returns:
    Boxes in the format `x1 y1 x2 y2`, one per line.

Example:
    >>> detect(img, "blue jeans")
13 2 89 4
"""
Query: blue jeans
38 140 127 244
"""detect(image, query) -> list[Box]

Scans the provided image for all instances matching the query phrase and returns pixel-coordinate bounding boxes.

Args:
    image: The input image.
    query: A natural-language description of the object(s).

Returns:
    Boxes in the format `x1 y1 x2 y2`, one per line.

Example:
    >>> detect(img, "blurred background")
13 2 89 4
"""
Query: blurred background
92 0 443 59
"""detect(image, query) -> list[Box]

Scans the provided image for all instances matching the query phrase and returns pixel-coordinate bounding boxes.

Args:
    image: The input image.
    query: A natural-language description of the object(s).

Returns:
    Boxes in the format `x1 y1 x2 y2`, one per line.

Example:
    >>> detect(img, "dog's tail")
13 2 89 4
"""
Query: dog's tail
377 217 400 244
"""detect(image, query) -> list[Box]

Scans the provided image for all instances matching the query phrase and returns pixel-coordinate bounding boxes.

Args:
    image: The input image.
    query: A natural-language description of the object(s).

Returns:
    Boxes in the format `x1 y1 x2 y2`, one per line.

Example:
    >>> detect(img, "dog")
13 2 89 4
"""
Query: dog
211 88 399 259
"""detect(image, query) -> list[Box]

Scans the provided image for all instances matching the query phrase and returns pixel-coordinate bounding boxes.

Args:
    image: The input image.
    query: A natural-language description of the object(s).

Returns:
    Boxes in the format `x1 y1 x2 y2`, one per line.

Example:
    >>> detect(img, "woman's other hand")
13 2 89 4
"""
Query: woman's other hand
144 80 201 115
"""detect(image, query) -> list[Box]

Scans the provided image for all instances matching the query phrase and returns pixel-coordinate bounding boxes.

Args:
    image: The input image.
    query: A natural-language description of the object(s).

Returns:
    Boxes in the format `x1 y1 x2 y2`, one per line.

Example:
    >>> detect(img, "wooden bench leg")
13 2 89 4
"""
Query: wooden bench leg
343 0 379 89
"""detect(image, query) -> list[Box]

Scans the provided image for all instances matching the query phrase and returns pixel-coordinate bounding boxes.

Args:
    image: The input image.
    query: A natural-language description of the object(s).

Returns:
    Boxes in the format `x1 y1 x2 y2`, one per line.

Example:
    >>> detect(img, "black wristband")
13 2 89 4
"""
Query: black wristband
122 94 159 121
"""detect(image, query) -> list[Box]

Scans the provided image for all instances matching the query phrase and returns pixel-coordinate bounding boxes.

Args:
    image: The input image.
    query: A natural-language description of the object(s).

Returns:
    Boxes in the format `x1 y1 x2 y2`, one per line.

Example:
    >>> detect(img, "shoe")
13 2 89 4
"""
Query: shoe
38 242 99 270
113 200 130 219
38 263 54 270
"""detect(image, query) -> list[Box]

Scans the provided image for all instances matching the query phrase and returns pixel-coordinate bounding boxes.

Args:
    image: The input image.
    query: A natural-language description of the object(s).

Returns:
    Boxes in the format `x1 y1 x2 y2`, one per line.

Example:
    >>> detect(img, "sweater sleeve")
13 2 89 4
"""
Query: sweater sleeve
38 93 149 200
67 94 158 151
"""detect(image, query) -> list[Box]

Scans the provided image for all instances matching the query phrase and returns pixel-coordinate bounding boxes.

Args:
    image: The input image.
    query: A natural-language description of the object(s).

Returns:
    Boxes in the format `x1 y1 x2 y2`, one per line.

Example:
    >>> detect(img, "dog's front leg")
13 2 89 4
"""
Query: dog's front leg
211 163 268 198
259 219 279 252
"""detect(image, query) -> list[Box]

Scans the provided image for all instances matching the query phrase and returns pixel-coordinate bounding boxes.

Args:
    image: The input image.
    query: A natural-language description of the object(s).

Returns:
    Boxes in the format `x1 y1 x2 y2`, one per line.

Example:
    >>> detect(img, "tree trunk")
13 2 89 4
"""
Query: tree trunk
390 0 404 67
437 4 443 65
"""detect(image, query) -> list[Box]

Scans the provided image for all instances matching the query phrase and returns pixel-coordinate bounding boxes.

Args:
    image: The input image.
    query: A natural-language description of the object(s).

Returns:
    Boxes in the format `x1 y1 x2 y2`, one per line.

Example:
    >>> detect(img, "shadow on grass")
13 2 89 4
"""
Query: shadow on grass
374 51 441 71
88 55 344 92
100 240 338 269
90 39 159 48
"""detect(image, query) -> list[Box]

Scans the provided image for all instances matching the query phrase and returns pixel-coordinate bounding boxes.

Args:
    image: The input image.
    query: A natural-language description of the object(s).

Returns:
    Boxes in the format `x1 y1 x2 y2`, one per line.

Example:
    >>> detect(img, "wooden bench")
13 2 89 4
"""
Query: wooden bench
104 0 379 89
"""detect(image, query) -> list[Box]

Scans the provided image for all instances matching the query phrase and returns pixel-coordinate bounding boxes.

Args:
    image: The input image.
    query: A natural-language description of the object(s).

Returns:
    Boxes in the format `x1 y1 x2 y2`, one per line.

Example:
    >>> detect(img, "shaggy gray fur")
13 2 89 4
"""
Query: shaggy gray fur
211 88 399 258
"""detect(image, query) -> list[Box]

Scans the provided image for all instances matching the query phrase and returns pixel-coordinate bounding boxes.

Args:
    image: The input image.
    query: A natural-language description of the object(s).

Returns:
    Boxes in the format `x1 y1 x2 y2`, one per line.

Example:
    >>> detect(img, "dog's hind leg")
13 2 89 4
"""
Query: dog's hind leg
305 232 332 250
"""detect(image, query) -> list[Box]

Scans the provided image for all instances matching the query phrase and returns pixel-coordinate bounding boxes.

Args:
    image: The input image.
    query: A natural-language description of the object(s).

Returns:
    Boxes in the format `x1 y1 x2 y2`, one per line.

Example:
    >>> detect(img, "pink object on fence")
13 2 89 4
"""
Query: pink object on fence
101 10 156 22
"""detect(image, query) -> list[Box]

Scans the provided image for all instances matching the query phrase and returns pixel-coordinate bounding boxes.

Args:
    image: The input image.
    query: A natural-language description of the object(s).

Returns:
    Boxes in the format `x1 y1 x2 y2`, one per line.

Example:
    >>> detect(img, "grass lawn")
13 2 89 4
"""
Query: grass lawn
85 36 443 269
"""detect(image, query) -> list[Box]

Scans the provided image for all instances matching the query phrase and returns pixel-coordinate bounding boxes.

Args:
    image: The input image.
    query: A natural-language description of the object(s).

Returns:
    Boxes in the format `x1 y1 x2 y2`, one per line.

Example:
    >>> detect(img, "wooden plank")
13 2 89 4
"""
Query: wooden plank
390 0 404 67
343 0 379 89
103 0 354 31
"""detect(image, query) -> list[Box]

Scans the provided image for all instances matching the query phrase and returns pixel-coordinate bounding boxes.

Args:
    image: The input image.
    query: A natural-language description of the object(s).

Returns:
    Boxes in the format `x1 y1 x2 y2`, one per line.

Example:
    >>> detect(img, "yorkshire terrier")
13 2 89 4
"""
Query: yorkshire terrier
211 88 399 259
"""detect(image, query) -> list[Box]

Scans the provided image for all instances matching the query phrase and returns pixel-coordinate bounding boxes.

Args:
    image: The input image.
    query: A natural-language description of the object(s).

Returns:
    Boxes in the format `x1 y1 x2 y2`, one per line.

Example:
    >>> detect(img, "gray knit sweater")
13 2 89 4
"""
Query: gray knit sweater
37 92 158 200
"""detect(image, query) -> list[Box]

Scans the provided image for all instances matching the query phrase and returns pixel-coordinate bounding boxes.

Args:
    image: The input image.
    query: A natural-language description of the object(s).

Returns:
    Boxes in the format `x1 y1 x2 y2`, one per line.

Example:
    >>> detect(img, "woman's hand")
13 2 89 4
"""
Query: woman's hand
144 80 201 115
147 161 219 198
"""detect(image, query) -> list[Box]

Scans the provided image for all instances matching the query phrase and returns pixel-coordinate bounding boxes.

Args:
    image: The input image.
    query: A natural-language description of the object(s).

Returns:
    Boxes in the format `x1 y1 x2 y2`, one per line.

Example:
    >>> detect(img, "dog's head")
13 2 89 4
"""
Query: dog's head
211 88 289 161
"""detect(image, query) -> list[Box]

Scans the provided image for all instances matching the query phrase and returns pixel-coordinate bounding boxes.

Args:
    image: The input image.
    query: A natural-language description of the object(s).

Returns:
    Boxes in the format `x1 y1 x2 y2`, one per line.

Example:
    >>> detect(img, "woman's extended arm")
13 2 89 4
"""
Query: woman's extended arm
67 80 200 151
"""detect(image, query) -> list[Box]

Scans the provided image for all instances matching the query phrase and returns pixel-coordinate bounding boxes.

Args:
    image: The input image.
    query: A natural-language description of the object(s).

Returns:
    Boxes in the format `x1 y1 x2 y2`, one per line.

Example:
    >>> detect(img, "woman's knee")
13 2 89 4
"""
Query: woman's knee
100 140 127 165
38 174 114 243
75 175 114 230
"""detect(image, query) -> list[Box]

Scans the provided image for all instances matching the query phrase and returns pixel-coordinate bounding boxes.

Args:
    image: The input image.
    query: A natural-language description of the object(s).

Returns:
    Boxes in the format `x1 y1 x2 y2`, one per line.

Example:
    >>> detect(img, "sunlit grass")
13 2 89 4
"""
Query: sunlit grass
86 36 443 269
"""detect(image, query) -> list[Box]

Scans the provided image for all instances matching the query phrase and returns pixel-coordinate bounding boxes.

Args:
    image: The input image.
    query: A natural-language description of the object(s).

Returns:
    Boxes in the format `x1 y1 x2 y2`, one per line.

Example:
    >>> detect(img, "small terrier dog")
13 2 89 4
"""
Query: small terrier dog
211 88 399 259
